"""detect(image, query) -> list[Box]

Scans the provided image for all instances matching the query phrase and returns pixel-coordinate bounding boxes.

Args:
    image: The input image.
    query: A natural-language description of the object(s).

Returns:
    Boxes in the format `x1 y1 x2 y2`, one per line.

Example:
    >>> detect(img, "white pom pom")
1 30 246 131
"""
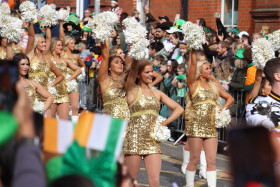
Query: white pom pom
252 38 275 70
151 115 171 142
268 29 280 52
48 78 58 97
66 74 78 93
19 1 37 23
0 3 11 16
33 98 44 113
181 21 205 50
215 107 231 128
122 17 148 60
0 16 24 43
76 67 86 82
39 5 58 26
57 9 69 22
87 11 118 43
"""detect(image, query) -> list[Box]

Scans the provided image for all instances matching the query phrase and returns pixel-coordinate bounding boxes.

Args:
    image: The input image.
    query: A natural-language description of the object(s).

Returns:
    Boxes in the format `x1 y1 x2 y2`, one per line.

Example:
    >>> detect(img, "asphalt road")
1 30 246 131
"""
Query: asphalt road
137 141 231 187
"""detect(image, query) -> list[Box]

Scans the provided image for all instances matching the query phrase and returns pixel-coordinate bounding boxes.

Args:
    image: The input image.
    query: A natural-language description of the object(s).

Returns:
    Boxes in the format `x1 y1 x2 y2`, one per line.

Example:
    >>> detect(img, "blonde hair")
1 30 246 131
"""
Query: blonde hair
50 38 62 54
185 60 220 118
109 45 122 57
234 58 248 69
131 9 140 16
232 42 243 55
63 36 75 51
214 59 234 82
28 34 44 57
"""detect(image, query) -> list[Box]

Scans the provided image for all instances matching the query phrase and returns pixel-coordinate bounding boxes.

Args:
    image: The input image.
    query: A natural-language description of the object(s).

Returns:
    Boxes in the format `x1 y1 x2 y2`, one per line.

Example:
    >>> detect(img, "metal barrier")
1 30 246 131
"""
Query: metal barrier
78 74 247 146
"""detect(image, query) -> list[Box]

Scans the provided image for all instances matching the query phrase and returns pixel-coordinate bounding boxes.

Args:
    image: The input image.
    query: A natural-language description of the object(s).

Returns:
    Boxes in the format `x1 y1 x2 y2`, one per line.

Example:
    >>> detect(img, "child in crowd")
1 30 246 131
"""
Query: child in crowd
172 64 187 104
78 41 91 61
153 55 164 73
85 46 102 111
174 42 188 64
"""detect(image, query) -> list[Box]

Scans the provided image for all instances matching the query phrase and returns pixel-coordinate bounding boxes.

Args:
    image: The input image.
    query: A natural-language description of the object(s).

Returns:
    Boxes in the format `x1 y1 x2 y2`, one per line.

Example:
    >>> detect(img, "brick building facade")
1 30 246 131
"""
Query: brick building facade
48 0 280 34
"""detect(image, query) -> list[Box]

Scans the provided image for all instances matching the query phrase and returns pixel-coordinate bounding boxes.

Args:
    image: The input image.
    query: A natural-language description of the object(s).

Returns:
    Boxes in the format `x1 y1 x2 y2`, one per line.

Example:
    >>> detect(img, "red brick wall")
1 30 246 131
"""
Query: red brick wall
118 0 136 15
238 0 255 34
251 0 280 33
187 0 221 30
149 0 182 24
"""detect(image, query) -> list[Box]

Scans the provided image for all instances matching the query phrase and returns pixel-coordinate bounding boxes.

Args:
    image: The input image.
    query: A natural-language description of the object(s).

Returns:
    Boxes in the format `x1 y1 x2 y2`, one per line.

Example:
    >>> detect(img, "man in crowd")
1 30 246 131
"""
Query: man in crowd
246 58 280 130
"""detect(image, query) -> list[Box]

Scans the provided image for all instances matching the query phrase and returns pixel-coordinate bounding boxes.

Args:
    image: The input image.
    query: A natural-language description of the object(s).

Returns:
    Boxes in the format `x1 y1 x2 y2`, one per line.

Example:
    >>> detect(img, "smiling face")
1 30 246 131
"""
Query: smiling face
54 41 63 55
139 65 154 84
18 59 30 76
36 36 47 51
67 39 75 51
109 57 124 75
200 63 212 79
169 34 179 45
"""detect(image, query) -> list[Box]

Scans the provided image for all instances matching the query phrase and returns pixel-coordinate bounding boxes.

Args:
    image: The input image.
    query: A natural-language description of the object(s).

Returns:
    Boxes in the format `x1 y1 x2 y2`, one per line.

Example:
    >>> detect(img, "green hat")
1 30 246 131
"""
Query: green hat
233 48 245 59
67 14 79 26
227 27 239 36
64 14 80 30
46 156 64 184
83 26 92 33
0 111 18 147
174 19 186 30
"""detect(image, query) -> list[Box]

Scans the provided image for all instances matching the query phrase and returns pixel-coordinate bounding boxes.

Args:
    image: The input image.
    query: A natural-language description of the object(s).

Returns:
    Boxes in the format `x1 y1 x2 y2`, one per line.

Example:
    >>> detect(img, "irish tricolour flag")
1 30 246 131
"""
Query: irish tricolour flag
44 118 74 154
43 112 128 160
74 112 128 161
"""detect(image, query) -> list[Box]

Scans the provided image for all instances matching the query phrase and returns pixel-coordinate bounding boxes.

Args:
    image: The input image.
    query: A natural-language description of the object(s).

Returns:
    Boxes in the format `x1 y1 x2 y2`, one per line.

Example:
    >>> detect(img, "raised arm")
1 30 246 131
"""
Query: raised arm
98 41 110 84
6 42 14 60
150 71 163 87
157 90 184 126
48 60 64 86
125 59 138 91
66 59 82 81
187 49 198 95
43 26 52 56
59 21 65 41
249 69 263 100
25 22 35 55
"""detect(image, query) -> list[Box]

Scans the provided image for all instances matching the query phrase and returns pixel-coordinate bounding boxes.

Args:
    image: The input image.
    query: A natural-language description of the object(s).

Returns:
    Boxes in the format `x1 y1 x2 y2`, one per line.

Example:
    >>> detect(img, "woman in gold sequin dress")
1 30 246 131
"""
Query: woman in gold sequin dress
185 49 234 187
0 37 14 60
123 59 184 186
15 53 54 114
98 40 130 120
25 23 64 117
60 21 86 123
46 37 81 120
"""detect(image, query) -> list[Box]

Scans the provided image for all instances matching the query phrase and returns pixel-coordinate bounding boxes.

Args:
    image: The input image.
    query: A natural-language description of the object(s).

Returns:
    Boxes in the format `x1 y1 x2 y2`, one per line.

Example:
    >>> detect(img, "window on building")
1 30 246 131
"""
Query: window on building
221 0 238 26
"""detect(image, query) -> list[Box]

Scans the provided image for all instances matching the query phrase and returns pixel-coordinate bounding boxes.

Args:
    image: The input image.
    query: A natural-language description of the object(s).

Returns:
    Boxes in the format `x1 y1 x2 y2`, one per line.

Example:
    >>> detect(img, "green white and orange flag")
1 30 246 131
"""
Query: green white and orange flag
74 112 128 161
43 118 74 154
43 112 128 160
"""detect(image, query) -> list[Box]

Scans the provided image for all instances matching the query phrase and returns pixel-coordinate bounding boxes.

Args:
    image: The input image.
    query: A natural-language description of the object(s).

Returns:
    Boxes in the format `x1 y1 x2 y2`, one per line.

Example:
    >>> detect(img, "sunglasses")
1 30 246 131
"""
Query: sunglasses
40 26 47 29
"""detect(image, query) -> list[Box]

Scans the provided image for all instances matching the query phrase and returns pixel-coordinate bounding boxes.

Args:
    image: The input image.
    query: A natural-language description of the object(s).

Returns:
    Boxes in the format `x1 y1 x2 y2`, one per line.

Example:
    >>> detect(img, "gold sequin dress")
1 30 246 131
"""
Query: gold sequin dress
28 56 50 102
0 48 6 59
102 78 130 120
184 81 218 138
64 53 79 92
24 79 36 107
49 58 70 103
123 87 161 155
